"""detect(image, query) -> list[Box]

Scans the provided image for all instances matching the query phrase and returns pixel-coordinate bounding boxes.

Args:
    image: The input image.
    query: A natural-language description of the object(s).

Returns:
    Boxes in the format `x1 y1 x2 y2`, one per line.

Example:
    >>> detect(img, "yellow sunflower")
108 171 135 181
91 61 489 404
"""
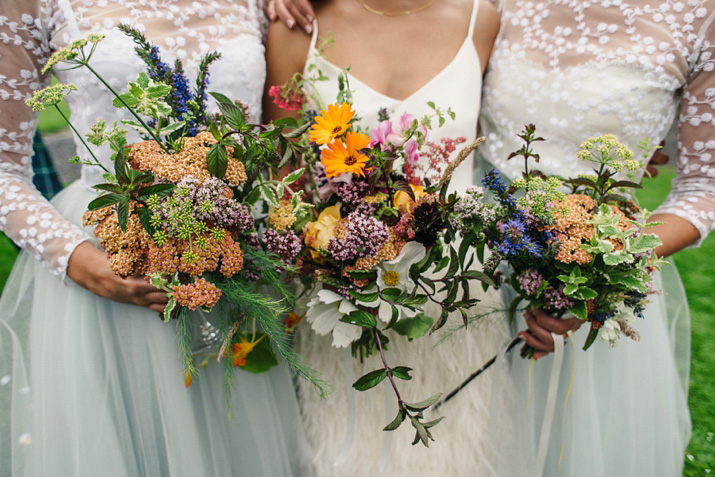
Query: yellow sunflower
321 131 371 177
309 102 355 145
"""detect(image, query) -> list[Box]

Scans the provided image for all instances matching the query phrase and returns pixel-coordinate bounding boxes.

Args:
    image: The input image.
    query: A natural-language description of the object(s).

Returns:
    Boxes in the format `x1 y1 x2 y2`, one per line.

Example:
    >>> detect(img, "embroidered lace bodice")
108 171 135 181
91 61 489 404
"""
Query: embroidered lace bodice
0 0 266 278
480 0 715 246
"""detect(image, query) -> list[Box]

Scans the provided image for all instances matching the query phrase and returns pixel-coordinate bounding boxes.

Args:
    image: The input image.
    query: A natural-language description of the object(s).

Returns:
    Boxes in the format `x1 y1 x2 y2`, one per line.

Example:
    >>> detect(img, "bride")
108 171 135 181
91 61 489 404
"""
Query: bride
0 0 314 475
264 0 510 475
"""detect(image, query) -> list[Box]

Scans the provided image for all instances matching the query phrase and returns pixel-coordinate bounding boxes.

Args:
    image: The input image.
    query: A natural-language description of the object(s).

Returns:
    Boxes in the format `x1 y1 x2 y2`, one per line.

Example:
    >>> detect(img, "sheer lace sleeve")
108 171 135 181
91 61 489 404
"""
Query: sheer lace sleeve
0 0 90 279
655 11 715 247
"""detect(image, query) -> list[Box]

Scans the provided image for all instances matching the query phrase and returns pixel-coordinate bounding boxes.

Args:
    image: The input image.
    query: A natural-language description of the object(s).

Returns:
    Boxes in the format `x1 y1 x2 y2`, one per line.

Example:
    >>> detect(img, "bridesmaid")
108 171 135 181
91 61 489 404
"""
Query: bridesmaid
478 0 714 474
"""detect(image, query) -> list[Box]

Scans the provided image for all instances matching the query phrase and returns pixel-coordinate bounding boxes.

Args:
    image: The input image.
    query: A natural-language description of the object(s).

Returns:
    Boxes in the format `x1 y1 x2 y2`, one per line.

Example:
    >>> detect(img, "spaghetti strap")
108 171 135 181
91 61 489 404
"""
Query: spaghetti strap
309 19 320 53
467 0 480 38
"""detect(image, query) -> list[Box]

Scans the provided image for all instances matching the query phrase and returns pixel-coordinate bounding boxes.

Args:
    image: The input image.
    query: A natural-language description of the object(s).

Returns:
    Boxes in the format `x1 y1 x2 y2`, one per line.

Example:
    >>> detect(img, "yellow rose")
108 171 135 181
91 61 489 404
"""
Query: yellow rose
304 203 342 259
393 184 426 212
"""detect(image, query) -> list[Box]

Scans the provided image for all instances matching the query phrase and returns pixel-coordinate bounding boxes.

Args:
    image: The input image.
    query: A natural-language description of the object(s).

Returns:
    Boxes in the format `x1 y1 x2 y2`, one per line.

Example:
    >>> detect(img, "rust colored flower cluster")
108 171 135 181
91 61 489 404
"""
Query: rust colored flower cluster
83 204 153 277
545 194 597 264
147 233 244 278
129 132 247 186
173 277 222 310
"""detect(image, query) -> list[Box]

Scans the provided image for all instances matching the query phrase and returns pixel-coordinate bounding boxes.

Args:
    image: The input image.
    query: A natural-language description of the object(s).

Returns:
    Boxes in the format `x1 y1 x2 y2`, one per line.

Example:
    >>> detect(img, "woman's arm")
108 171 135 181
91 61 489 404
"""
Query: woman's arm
0 2 167 311
263 18 313 122
472 0 500 74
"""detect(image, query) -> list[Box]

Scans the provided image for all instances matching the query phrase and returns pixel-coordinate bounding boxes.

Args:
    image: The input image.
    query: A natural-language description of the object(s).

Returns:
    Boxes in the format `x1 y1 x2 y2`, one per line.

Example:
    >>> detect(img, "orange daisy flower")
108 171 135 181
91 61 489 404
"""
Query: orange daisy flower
321 131 371 178
309 102 355 145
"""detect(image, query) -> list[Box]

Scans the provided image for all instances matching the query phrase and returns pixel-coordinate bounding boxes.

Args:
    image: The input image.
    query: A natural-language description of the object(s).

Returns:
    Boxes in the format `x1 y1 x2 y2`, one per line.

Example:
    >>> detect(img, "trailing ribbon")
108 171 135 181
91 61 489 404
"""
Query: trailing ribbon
334 348 356 467
557 332 576 476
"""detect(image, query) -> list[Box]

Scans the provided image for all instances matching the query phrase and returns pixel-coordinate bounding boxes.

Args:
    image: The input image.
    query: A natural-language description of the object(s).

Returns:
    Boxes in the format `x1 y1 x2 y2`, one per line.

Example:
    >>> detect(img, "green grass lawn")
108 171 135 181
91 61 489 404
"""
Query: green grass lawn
638 169 715 475
0 168 711 472
37 77 70 134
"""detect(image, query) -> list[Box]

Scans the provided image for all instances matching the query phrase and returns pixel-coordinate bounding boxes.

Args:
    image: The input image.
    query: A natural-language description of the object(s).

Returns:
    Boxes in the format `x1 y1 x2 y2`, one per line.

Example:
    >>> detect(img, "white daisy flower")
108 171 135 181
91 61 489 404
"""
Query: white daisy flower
305 289 362 348
374 242 426 322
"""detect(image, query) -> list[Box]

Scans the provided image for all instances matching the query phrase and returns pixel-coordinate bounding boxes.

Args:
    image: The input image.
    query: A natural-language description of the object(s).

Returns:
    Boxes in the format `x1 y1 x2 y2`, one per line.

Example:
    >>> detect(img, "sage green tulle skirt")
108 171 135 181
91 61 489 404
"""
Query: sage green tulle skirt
0 181 310 476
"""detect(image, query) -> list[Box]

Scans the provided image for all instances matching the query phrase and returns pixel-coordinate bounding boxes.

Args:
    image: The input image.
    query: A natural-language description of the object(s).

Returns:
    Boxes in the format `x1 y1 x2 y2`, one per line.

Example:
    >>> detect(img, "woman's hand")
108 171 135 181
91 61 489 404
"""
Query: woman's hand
518 308 584 359
67 242 168 312
267 0 315 34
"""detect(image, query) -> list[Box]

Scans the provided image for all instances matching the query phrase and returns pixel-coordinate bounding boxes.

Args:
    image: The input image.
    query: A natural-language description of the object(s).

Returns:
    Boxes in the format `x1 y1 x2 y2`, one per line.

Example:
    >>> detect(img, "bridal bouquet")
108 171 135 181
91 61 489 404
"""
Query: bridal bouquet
270 75 494 444
453 126 666 352
28 28 323 396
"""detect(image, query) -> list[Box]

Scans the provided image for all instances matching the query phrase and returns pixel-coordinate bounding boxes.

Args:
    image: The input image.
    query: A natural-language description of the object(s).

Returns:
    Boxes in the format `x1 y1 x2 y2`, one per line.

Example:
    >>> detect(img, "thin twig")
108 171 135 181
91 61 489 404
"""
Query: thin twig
432 336 523 409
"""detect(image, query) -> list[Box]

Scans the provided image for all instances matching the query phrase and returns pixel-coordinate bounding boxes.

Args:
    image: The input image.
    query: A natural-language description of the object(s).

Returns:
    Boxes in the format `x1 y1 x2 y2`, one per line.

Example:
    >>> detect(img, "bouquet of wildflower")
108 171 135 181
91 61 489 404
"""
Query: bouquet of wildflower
268 71 495 444
29 28 324 398
453 126 666 353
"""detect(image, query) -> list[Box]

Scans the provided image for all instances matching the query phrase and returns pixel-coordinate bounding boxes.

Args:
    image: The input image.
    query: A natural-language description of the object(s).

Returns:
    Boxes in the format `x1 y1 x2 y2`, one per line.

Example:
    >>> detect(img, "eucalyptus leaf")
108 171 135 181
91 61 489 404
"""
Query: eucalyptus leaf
392 315 434 340
582 325 600 351
339 310 377 329
404 393 442 412
206 143 228 178
569 301 588 321
87 193 124 210
383 409 407 431
352 368 388 391
390 366 412 381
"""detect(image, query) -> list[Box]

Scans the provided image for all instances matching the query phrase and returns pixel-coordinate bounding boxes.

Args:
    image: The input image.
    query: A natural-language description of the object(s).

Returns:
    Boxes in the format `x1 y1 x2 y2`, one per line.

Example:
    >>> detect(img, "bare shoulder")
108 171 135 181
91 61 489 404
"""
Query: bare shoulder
473 0 500 71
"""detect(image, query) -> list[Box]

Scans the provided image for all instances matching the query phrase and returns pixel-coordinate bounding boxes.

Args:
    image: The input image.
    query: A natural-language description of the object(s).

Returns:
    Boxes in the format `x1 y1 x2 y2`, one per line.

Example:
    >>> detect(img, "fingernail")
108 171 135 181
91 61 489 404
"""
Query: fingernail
304 23 312 34
307 14 313 22
287 19 295 28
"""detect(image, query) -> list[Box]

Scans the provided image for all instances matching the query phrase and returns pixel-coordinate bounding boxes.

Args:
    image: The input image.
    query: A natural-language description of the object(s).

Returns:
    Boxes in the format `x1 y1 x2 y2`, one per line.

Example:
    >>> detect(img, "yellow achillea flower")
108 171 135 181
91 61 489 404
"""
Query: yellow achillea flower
309 102 355 145
321 131 370 178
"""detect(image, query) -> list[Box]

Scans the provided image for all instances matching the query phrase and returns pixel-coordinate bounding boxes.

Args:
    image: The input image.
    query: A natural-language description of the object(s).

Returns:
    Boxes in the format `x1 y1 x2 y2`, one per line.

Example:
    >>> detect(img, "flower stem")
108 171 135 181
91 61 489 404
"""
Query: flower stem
55 105 110 174
373 327 403 403
84 63 169 153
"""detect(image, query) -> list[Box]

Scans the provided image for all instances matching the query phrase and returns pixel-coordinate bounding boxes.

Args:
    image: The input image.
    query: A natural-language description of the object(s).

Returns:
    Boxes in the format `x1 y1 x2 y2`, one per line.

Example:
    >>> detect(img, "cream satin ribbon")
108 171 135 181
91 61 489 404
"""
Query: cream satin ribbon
334 348 356 467
526 330 575 477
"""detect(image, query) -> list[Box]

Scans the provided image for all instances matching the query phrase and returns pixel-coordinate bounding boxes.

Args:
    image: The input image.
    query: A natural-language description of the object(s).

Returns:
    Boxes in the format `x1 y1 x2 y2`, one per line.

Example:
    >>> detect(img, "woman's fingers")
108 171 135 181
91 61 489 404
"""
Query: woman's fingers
267 0 277 21
531 308 583 335
274 0 314 33
520 310 555 351
67 243 168 312
519 308 584 359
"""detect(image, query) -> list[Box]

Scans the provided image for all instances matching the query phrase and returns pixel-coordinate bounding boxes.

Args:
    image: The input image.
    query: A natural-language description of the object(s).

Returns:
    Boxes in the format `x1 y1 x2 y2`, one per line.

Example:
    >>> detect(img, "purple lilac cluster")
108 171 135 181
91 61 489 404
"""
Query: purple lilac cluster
353 201 379 217
516 268 544 296
335 180 369 205
263 229 302 262
154 177 254 235
328 212 389 261
451 186 495 235
543 283 575 310
189 177 254 232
